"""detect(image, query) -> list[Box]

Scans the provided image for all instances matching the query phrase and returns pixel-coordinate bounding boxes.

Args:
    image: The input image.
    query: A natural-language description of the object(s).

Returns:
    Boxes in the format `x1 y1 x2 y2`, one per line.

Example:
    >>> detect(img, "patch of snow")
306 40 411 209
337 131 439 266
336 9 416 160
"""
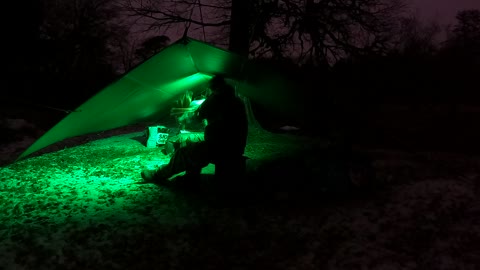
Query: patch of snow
0 137 36 166
2 118 37 131
279 125 300 131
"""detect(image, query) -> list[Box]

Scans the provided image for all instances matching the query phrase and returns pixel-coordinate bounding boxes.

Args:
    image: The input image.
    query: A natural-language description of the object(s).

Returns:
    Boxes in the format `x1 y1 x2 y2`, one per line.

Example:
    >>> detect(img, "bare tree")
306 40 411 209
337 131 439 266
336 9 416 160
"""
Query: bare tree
265 0 407 64
135 35 171 61
39 0 131 104
40 0 128 76
110 30 139 73
390 16 441 56
447 9 480 56
121 0 406 65
120 0 232 45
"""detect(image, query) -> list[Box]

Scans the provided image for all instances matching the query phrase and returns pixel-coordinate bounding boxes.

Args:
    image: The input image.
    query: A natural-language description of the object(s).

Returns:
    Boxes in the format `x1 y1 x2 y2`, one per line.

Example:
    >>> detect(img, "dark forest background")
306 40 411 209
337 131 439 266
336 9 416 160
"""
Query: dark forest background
3 0 480 153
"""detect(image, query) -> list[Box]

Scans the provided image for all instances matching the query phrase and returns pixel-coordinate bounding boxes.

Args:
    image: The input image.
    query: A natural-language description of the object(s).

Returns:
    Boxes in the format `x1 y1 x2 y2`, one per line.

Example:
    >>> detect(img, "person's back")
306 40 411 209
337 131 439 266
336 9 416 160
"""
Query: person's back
140 75 248 184
197 76 248 159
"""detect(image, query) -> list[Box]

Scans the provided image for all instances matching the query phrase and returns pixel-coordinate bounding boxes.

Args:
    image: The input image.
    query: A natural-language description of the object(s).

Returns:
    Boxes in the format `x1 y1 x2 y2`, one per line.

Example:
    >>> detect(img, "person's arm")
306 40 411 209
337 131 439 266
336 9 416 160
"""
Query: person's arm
177 97 209 123
196 95 215 120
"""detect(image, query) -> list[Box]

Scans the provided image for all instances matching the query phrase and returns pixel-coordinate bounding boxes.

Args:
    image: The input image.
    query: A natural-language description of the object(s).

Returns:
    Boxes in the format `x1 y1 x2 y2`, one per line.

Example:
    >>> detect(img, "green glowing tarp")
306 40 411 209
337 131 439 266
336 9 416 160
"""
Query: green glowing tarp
18 37 304 160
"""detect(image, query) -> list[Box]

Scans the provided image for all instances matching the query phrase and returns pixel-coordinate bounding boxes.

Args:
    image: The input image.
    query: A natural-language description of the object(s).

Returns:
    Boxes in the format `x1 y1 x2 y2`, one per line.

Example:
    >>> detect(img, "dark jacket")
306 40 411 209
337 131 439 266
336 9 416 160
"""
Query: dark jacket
196 85 248 158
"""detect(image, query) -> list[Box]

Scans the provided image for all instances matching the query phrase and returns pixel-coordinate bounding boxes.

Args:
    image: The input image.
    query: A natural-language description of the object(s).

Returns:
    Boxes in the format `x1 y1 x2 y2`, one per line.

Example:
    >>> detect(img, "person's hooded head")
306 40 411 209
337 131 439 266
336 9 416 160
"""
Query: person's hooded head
209 75 235 96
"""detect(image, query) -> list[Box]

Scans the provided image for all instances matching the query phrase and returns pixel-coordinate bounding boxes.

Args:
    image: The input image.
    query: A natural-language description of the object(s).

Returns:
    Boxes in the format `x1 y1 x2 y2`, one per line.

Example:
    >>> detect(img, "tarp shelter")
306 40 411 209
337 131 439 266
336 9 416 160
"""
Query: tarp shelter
18 37 305 160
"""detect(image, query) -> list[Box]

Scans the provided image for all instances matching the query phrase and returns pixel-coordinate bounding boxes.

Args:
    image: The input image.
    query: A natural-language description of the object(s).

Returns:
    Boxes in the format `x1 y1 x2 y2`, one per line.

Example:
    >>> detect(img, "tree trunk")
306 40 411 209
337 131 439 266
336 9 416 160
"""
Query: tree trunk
228 0 251 56
229 0 260 127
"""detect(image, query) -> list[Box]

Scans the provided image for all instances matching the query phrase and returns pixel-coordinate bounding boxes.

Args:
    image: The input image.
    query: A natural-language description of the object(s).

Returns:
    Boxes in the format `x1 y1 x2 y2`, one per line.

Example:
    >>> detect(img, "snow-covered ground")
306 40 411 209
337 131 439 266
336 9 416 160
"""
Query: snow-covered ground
1 119 479 270
0 118 44 166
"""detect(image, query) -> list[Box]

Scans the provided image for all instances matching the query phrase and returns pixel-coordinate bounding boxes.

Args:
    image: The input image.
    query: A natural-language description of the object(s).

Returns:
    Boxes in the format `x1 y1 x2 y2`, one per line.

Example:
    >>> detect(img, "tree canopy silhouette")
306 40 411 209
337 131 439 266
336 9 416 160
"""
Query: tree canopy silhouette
122 0 406 66
37 0 130 107
445 9 480 61
135 35 171 61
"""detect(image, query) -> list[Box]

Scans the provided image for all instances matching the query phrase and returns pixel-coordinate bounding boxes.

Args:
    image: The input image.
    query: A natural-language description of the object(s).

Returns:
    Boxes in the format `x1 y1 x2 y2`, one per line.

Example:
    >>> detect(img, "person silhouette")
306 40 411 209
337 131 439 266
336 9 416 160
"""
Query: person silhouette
141 75 248 185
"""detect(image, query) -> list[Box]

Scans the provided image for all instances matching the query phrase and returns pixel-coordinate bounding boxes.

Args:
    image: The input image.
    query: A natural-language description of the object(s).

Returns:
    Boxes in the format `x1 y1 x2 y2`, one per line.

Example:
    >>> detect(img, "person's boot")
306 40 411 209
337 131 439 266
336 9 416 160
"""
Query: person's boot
140 165 169 184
